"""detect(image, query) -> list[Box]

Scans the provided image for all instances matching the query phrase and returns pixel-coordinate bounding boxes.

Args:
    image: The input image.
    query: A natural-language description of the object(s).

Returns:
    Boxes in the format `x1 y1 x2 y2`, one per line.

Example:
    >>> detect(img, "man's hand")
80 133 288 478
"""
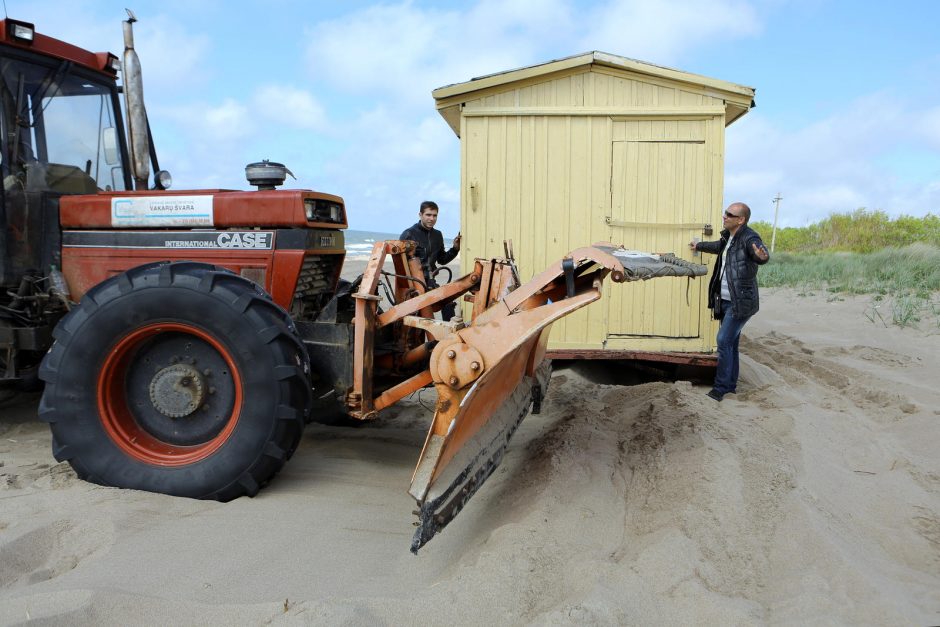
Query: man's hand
752 242 769 261
688 240 697 251
452 233 461 252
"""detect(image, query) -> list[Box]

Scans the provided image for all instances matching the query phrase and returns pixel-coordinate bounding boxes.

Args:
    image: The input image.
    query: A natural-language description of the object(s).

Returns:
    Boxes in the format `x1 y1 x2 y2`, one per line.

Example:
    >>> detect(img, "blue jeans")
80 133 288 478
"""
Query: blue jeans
714 299 751 395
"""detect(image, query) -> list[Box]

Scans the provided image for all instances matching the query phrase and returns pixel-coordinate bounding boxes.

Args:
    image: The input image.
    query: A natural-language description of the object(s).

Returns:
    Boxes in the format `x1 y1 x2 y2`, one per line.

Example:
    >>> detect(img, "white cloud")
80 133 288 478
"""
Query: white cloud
921 107 940 148
18 4 211 91
725 169 784 193
151 98 287 192
299 0 771 231
132 16 211 91
202 99 255 141
306 0 760 103
314 106 461 231
304 3 454 99
336 108 453 171
13 1 119 54
24 0 939 234
252 86 329 132
577 0 762 63
726 93 940 225
304 0 571 106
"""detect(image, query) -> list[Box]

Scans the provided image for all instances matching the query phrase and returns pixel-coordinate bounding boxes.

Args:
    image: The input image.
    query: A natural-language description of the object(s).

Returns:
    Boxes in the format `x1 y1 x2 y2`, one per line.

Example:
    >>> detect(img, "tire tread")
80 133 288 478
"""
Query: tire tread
39 261 312 502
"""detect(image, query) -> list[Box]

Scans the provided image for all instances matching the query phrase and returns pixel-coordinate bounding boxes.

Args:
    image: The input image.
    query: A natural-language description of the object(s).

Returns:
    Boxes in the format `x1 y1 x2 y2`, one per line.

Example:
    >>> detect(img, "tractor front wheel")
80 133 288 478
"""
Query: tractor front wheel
39 262 311 500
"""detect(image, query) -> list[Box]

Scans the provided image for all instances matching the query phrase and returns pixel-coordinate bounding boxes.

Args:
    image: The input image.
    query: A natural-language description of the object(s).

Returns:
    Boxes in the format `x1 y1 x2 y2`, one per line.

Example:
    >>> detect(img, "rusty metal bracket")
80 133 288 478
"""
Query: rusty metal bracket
605 217 707 230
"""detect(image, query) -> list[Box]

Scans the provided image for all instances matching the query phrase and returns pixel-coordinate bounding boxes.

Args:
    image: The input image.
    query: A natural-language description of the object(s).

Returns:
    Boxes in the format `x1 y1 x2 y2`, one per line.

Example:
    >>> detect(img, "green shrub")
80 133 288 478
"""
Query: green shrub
751 209 940 254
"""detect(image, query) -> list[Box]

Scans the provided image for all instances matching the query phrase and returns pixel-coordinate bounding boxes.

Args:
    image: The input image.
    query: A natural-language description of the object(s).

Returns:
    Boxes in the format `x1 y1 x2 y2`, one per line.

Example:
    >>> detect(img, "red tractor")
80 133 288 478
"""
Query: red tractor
0 14 704 551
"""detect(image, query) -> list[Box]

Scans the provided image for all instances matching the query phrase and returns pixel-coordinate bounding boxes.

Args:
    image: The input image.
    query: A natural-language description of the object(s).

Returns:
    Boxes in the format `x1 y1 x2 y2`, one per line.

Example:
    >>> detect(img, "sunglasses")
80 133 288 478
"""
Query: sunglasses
723 211 743 219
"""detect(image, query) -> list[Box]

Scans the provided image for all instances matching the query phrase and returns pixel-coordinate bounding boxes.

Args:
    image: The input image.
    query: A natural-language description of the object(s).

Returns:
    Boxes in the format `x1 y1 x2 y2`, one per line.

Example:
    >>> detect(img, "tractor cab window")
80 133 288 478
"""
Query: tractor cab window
0 54 128 194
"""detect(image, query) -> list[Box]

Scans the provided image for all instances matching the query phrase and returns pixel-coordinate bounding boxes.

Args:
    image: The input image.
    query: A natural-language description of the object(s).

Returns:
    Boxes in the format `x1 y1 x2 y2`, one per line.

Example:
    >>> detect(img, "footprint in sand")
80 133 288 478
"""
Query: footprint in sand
0 519 112 589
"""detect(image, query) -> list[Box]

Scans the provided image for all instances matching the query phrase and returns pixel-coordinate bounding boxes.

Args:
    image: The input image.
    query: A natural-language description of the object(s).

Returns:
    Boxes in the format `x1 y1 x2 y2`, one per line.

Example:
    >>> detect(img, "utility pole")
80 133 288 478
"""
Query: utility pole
770 193 783 253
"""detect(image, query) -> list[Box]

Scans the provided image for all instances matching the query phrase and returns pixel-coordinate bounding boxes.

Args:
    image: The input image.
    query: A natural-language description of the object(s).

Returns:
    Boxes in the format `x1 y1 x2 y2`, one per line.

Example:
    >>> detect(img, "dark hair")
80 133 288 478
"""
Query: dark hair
419 200 439 214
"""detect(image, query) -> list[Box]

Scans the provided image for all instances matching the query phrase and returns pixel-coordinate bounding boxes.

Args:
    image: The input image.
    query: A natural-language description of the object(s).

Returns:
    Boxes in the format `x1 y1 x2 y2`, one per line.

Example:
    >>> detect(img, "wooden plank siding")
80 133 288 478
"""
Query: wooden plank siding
449 60 750 355
460 67 728 114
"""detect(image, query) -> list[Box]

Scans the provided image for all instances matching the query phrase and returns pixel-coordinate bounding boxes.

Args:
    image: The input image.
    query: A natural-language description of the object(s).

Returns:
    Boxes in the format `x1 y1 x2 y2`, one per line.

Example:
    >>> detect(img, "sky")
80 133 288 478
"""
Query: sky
13 0 940 234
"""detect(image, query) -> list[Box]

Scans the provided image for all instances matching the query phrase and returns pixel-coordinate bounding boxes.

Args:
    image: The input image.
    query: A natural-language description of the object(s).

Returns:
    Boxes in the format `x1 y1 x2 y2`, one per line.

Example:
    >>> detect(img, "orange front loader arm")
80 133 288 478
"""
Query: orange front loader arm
346 241 705 551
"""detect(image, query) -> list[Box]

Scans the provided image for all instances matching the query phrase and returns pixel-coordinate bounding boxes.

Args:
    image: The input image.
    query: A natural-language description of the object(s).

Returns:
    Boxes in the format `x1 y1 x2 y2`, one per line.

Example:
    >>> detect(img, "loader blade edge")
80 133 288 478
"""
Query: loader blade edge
410 360 552 553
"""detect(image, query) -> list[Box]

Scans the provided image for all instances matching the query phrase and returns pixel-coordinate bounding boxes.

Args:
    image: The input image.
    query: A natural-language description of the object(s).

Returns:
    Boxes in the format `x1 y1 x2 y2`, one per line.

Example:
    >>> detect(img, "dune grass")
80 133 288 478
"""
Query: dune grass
746 210 940 328
760 244 940 328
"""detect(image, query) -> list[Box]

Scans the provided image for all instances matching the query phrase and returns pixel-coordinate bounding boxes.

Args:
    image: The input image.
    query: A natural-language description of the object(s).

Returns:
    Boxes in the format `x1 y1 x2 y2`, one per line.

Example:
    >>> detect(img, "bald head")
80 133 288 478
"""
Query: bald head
729 202 751 223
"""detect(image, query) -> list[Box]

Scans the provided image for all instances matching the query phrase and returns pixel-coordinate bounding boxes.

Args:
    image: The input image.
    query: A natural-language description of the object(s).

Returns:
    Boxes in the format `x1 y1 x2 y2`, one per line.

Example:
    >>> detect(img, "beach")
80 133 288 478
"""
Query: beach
1 258 939 624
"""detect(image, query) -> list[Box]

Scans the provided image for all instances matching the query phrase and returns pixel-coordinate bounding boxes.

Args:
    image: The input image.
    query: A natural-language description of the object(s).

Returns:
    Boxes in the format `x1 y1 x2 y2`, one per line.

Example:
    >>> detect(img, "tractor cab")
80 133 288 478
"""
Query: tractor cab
0 18 133 384
1 47 129 195
0 19 132 196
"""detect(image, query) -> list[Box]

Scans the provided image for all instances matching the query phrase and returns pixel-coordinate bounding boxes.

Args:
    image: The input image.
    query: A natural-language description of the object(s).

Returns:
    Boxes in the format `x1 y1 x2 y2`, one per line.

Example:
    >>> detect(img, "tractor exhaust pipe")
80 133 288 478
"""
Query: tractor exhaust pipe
122 10 150 190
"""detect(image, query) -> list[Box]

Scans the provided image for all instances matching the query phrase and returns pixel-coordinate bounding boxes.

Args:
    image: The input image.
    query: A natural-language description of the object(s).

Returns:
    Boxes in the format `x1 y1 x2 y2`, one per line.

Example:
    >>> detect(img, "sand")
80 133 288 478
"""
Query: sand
1 264 939 625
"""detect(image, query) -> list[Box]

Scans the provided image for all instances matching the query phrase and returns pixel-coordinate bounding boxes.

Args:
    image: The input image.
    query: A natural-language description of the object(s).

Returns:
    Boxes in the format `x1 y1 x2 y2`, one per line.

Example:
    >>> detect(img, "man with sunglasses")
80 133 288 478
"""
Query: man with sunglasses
690 202 770 401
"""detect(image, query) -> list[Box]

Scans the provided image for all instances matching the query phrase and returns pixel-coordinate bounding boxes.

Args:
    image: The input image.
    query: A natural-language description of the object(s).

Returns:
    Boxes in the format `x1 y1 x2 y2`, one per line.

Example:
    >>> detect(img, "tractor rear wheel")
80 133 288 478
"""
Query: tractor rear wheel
39 262 311 501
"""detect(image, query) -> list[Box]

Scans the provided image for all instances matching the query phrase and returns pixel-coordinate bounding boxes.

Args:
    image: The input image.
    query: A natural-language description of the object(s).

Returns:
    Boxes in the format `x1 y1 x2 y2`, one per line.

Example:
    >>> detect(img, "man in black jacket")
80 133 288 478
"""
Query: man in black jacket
691 202 769 401
399 200 461 320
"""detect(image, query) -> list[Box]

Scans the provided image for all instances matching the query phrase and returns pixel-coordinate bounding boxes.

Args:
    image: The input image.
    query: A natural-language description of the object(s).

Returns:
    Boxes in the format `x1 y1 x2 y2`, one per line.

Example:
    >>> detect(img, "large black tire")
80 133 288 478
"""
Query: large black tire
38 262 311 501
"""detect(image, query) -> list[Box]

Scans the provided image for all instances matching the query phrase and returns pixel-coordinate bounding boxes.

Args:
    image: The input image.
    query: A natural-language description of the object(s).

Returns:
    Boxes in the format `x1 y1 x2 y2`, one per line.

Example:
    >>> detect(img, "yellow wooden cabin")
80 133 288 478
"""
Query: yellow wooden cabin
433 52 755 362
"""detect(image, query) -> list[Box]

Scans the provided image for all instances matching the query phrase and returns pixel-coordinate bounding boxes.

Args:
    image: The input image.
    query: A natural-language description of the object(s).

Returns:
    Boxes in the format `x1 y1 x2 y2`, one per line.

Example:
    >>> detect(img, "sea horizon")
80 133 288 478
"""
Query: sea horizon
344 228 456 259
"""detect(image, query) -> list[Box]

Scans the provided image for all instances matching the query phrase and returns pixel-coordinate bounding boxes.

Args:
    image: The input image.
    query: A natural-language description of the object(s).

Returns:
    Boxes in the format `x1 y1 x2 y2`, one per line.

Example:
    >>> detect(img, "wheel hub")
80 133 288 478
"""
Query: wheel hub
149 363 207 418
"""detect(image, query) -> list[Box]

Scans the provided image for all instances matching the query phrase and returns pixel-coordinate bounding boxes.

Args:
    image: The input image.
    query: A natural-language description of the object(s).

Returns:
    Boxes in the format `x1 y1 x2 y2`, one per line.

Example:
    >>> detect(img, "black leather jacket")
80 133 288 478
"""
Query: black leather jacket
399 222 459 284
696 224 769 319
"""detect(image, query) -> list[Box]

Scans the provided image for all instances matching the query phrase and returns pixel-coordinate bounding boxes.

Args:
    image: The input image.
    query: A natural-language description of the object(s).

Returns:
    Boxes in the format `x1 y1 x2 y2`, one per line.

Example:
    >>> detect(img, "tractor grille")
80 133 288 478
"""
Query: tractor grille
291 254 342 320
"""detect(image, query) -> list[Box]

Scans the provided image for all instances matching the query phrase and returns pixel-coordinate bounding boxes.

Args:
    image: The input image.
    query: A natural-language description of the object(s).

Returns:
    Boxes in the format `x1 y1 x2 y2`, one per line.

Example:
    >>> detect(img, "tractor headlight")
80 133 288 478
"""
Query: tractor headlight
7 20 35 43
154 170 173 190
303 198 344 223
105 53 121 73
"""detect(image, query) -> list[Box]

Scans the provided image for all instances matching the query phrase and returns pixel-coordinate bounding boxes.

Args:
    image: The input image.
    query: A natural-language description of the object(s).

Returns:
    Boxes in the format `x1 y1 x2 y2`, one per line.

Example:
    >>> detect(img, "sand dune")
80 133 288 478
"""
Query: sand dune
1 287 938 625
